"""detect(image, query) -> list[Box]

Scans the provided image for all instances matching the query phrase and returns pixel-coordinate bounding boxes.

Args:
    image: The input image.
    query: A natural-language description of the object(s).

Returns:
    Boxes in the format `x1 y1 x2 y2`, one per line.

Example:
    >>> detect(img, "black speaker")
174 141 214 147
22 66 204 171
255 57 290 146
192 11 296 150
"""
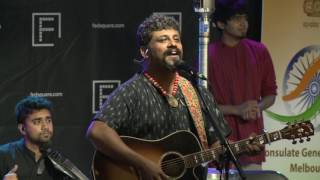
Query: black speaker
207 169 288 180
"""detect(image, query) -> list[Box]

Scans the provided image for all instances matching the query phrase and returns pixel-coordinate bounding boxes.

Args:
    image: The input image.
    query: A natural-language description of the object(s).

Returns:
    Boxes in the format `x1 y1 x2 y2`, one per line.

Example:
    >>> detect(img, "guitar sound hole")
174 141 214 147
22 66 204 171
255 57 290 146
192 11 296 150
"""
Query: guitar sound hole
160 152 185 179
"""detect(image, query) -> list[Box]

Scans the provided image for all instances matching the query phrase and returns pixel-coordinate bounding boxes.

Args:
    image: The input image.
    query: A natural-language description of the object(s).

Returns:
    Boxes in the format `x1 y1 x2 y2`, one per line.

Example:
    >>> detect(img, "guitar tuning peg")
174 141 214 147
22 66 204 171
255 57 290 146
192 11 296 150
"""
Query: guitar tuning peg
292 139 297 144
299 138 304 143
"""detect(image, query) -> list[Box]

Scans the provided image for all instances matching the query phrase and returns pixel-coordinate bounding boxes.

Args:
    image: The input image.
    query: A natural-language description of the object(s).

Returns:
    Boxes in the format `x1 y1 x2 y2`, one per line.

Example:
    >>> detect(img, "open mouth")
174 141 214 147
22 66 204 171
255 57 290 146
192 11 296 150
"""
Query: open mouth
165 49 181 59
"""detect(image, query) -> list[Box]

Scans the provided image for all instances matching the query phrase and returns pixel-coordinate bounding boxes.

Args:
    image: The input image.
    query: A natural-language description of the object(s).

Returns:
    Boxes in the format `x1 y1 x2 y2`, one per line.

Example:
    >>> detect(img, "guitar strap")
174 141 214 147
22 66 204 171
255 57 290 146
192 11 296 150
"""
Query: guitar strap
179 76 209 149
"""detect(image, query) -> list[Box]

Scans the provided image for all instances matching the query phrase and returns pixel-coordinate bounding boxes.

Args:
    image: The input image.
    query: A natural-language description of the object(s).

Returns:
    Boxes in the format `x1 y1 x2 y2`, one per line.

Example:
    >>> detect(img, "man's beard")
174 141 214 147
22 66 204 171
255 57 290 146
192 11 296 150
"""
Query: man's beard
162 48 182 71
164 58 178 71
29 131 53 145
39 131 53 142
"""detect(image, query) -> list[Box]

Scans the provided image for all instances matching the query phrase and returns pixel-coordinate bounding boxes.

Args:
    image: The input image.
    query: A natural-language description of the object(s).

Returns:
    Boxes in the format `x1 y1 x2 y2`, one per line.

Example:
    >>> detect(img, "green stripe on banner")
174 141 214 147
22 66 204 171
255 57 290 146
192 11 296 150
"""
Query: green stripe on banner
266 96 320 123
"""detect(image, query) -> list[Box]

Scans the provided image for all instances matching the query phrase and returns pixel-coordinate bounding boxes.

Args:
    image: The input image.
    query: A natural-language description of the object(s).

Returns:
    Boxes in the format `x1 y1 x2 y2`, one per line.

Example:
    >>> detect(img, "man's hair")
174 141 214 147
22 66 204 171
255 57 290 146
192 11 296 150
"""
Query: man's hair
15 96 52 124
213 0 248 23
136 14 180 47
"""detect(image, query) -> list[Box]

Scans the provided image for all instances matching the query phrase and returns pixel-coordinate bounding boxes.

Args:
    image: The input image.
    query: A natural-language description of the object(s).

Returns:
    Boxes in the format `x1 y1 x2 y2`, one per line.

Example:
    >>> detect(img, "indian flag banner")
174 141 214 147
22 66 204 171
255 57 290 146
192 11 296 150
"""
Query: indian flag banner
261 0 320 180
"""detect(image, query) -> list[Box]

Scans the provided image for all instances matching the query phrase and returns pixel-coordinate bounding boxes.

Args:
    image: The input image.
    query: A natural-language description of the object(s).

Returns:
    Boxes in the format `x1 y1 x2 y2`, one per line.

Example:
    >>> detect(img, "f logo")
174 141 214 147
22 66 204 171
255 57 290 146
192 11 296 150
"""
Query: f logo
32 13 62 47
92 80 121 113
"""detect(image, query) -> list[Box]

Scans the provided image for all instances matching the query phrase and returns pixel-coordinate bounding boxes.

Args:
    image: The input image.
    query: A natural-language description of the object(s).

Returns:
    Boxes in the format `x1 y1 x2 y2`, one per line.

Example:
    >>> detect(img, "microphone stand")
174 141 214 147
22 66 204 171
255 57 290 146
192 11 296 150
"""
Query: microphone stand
180 69 246 180
194 0 214 88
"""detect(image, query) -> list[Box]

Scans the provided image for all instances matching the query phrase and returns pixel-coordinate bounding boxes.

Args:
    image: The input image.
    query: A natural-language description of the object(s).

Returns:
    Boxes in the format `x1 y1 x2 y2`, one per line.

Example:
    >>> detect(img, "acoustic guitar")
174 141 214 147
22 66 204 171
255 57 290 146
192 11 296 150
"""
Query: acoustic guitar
91 121 314 180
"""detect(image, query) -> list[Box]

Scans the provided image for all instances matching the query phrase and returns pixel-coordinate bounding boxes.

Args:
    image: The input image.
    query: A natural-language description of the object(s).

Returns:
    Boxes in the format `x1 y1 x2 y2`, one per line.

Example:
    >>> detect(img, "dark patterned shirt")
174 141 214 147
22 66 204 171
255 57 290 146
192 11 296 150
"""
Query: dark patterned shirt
94 73 230 146
0 139 70 180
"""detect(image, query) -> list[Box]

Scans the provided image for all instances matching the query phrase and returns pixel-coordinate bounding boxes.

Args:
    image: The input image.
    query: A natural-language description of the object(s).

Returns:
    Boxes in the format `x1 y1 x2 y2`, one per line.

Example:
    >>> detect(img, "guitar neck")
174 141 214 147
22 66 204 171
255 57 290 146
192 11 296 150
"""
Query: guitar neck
184 130 282 168
230 130 282 154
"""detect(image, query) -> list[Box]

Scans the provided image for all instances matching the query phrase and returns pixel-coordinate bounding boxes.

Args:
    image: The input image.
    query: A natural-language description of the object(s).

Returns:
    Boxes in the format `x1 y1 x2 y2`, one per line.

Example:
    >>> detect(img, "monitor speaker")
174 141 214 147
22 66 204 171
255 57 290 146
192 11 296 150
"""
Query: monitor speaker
207 169 288 180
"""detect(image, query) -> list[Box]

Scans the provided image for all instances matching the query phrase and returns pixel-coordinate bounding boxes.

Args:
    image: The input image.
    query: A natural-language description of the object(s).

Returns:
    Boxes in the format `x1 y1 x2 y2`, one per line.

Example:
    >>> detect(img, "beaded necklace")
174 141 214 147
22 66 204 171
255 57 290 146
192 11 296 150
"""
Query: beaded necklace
144 72 180 108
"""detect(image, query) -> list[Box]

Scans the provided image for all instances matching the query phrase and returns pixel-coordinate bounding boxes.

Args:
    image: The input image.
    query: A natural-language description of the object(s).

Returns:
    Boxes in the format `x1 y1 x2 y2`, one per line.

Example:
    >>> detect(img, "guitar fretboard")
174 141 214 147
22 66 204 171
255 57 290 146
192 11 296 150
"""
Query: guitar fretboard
183 131 282 168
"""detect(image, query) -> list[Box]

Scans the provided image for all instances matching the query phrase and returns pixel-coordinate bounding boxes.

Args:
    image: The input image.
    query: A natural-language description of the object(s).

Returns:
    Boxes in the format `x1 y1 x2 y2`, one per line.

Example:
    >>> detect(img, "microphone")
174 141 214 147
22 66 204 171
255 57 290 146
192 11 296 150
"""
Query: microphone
175 60 207 80
40 142 90 180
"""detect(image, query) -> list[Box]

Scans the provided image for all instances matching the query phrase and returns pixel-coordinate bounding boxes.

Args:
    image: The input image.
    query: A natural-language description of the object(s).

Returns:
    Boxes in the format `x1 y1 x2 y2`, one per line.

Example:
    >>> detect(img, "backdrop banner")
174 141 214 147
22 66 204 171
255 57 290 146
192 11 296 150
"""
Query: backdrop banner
261 0 320 180
0 0 199 176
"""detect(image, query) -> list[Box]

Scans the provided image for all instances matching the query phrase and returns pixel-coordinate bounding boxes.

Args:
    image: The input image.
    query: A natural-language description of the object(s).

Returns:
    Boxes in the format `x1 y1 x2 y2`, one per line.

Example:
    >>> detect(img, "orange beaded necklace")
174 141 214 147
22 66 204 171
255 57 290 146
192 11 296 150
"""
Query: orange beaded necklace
144 72 180 107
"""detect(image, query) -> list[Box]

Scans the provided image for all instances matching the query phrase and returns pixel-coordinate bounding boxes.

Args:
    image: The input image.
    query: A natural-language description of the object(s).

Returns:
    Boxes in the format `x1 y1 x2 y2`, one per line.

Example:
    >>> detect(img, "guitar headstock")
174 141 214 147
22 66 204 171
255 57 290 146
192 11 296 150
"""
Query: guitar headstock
280 121 314 144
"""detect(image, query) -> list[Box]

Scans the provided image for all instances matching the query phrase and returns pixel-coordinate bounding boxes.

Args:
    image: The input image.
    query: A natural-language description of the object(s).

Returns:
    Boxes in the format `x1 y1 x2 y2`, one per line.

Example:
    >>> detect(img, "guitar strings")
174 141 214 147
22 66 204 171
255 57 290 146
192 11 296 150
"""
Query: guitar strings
160 149 221 172
160 140 252 171
160 124 311 171
160 146 223 169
